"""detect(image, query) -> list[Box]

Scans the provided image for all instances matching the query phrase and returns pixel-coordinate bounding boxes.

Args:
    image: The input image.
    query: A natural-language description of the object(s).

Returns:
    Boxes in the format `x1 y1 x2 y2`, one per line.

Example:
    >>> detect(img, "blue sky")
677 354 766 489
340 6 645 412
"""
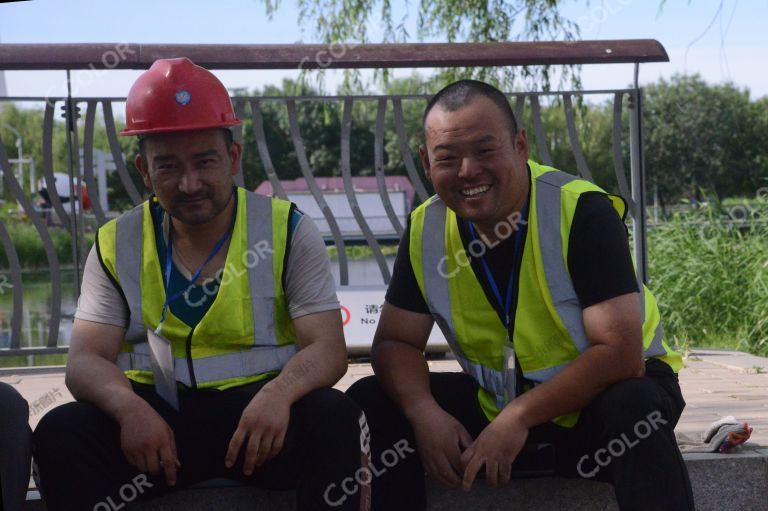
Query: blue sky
0 0 766 99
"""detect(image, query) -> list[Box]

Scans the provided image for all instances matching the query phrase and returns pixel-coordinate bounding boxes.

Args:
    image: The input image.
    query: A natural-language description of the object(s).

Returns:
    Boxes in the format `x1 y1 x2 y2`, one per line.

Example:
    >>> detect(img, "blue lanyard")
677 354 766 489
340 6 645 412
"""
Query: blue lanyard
157 195 237 329
467 201 529 331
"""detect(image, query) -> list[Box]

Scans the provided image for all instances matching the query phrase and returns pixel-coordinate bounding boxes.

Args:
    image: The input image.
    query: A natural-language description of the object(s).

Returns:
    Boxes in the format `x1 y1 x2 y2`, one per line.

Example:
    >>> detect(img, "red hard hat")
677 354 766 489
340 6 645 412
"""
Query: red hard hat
121 57 241 136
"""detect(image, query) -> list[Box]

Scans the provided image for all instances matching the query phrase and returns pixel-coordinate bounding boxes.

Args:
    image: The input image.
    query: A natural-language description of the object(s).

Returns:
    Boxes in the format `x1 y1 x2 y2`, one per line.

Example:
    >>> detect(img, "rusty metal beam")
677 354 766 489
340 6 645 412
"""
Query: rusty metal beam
0 40 669 71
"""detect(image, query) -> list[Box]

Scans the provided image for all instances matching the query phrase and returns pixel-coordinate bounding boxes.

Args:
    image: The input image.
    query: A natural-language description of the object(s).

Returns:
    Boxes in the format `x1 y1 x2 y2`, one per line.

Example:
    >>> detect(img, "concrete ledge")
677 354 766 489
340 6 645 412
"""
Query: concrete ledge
22 447 757 511
685 447 768 511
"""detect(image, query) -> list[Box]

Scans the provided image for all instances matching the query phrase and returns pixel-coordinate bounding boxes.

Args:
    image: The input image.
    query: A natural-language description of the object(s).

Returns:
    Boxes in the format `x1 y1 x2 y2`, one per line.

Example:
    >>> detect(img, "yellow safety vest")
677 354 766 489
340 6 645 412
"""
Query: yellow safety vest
409 161 682 427
97 187 298 390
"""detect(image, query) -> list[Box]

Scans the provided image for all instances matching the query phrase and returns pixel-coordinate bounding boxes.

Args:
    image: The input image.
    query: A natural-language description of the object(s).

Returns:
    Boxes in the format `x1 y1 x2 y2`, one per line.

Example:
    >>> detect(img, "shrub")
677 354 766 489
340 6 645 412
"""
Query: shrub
648 201 768 356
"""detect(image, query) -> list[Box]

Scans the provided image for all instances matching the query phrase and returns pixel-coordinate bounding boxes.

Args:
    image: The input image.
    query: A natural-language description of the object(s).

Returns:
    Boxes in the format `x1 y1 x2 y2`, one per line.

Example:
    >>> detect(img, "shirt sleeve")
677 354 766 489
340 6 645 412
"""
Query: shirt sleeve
284 214 340 319
567 193 640 308
384 223 431 314
74 244 130 327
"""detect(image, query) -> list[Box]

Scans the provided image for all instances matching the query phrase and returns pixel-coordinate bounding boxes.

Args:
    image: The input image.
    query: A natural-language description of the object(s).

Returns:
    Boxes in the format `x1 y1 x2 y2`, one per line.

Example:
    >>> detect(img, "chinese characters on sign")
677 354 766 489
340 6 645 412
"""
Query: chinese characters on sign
361 304 385 324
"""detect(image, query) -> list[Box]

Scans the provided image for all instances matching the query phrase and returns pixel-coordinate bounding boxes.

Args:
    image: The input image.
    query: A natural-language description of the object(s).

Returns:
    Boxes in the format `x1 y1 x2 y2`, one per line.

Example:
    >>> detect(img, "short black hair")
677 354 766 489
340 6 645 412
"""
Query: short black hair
138 128 234 162
423 80 518 136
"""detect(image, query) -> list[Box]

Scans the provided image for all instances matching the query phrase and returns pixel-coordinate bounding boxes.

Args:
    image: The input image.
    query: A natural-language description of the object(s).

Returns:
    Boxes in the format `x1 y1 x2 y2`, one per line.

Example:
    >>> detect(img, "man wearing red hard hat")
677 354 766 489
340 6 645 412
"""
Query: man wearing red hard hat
34 58 370 510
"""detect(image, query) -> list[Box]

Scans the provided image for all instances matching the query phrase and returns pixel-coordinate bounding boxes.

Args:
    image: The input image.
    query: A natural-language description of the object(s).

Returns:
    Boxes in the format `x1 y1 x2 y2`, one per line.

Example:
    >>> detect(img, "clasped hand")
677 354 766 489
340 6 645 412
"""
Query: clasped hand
412 406 528 491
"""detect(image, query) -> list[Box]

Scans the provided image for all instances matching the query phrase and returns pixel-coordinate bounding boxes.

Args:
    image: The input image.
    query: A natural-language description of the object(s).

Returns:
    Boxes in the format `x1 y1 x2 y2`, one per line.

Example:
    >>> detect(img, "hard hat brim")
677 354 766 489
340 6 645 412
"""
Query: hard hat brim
121 119 242 137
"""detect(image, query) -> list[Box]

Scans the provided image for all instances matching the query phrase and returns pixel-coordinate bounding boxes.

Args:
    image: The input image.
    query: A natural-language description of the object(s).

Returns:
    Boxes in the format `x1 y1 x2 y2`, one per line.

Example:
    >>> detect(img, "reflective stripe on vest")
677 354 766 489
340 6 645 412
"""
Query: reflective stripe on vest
117 344 297 387
422 198 507 399
111 190 297 386
535 171 590 354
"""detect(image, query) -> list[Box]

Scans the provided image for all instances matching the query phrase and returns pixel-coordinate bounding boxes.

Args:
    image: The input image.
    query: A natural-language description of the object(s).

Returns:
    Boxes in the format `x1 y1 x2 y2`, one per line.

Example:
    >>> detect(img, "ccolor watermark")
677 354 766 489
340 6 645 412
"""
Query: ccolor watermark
92 474 153 511
45 43 135 107
437 211 527 279
576 410 667 478
183 239 274 309
573 0 635 37
298 42 361 71
726 187 768 226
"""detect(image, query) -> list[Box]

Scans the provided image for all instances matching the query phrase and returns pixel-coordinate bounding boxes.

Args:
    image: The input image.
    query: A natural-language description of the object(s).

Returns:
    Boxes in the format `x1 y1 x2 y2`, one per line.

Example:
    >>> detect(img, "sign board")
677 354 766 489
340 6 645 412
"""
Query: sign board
291 192 408 238
337 285 449 355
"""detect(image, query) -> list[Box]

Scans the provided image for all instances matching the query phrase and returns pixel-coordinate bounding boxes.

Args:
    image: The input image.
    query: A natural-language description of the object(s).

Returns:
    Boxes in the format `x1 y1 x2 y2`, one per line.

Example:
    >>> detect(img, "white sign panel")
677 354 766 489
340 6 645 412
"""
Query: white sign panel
291 191 408 237
337 285 449 354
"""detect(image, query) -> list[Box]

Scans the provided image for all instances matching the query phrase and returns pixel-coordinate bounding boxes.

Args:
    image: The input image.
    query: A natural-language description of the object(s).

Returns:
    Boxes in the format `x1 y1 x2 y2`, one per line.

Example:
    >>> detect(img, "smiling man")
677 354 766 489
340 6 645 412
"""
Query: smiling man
347 80 694 510
33 58 369 511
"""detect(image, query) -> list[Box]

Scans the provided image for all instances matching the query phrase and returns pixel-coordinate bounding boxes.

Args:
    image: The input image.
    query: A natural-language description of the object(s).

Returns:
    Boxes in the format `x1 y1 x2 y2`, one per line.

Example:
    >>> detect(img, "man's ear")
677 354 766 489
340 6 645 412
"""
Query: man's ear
134 154 152 189
229 141 243 177
514 128 529 160
419 145 433 182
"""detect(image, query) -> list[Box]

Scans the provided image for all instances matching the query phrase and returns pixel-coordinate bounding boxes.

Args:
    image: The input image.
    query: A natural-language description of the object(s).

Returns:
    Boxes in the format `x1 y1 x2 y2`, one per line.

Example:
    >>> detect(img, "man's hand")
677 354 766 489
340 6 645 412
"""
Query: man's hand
66 319 181 486
222 309 346 476
118 400 180 486
409 403 473 489
225 387 291 475
460 413 527 491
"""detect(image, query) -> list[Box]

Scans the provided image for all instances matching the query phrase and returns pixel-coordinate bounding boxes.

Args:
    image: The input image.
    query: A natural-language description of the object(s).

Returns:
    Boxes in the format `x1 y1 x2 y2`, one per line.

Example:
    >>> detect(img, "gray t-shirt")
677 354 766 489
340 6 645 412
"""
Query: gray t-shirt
76 212 339 327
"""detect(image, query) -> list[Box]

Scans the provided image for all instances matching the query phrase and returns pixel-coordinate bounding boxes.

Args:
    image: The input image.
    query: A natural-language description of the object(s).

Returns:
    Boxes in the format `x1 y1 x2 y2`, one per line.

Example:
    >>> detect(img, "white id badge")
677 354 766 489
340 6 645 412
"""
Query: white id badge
503 343 517 404
147 328 180 411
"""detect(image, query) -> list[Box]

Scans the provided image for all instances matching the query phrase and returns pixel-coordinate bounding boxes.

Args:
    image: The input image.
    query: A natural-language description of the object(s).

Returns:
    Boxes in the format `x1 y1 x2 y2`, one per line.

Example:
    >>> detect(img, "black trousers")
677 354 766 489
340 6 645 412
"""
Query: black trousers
346 359 695 511
33 382 369 511
0 382 32 511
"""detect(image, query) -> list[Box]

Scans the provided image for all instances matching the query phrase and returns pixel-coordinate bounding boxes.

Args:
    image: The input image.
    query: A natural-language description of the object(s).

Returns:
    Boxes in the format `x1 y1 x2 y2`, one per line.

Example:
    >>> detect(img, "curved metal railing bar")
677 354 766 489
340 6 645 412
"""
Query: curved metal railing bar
82 100 108 226
0 221 23 349
340 98 391 284
513 95 526 130
529 95 554 167
374 99 404 237
563 94 594 183
102 101 142 206
285 99 349 285
612 92 636 214
232 98 247 188
0 136 62 349
249 99 289 201
392 98 429 203
42 100 72 231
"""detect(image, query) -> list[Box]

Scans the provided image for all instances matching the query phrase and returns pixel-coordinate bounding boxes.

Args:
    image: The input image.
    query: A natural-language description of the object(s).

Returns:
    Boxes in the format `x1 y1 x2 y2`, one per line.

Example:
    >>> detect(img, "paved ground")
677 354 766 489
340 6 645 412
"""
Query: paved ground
2 349 767 447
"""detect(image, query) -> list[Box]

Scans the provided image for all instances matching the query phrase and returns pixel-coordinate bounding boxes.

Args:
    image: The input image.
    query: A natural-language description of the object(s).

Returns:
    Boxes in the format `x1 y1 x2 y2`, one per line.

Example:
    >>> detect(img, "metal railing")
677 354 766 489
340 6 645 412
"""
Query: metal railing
0 41 668 357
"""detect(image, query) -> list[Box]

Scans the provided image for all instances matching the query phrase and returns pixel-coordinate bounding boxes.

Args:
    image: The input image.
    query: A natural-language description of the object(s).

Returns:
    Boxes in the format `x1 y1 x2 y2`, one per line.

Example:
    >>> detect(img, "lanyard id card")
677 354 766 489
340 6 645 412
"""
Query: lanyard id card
147 327 180 411
503 342 517 404
468 200 528 405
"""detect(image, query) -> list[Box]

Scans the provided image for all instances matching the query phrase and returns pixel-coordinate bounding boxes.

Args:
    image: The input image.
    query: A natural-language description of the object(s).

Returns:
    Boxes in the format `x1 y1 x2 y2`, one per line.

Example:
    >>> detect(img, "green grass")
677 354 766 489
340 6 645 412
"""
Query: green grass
0 213 94 269
0 354 67 369
648 201 768 356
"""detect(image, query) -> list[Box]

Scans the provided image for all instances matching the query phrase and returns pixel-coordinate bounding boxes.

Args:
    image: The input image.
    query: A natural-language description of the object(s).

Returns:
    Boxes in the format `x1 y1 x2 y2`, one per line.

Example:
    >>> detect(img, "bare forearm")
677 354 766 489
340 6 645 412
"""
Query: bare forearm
372 340 439 420
65 353 148 422
260 340 347 404
502 344 643 428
